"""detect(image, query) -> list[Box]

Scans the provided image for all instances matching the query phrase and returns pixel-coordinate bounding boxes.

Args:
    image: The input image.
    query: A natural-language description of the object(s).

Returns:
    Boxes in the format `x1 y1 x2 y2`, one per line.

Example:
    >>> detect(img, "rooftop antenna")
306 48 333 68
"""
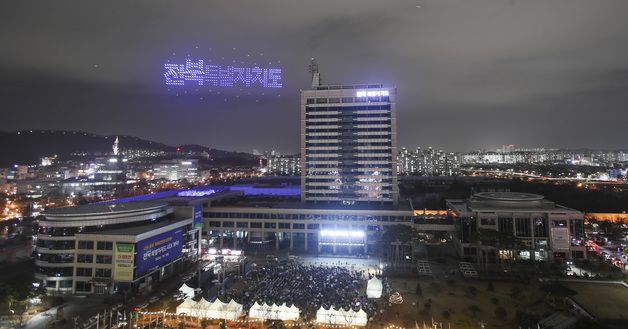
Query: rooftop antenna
308 58 320 88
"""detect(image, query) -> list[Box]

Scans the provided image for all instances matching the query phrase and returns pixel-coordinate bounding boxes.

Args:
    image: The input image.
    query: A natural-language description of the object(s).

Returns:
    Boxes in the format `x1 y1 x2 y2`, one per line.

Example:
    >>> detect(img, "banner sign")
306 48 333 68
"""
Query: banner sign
550 227 570 250
114 242 135 282
193 205 203 228
135 228 183 276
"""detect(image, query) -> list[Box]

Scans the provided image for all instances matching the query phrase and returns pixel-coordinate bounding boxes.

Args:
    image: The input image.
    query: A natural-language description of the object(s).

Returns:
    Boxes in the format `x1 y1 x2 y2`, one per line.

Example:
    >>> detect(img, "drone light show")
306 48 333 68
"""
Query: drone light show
164 59 282 88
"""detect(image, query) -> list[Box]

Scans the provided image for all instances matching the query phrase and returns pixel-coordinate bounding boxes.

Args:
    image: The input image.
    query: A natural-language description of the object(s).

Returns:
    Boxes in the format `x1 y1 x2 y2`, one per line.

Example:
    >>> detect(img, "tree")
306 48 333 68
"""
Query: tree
510 286 523 299
494 307 507 320
32 283 47 298
4 292 18 313
515 311 539 328
571 318 604 329
539 282 576 304
160 299 170 313
379 224 419 264
415 283 423 298
468 305 481 317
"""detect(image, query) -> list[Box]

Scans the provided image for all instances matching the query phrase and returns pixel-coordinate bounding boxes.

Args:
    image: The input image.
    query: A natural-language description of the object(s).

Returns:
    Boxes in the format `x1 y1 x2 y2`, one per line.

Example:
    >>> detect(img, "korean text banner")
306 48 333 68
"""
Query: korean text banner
135 228 183 277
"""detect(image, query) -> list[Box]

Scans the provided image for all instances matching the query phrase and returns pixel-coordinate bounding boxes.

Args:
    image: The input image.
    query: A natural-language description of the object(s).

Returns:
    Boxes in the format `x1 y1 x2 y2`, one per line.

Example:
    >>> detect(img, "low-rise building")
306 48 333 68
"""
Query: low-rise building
203 201 416 254
36 198 206 294
447 192 586 262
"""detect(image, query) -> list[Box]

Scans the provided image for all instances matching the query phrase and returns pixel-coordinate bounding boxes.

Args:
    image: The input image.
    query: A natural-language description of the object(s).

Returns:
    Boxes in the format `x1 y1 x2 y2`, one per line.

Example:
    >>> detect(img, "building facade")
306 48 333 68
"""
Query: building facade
265 151 301 175
447 192 586 262
397 147 460 176
301 84 398 205
203 204 415 254
36 200 202 295
153 159 200 182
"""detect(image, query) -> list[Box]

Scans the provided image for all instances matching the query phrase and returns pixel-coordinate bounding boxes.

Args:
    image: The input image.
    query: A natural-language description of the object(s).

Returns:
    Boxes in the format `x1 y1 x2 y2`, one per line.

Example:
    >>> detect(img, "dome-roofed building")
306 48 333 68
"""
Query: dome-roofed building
36 190 240 295
447 192 586 263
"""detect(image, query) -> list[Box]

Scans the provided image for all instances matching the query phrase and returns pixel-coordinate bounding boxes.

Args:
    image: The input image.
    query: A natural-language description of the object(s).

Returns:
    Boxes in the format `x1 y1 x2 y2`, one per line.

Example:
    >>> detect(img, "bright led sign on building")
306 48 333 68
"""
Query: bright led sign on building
356 90 389 97
135 228 183 277
164 59 282 88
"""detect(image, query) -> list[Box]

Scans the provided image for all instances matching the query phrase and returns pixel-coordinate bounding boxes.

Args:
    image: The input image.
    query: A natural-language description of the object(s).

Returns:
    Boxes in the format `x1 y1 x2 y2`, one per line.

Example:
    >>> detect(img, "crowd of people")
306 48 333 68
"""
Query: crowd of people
219 260 385 319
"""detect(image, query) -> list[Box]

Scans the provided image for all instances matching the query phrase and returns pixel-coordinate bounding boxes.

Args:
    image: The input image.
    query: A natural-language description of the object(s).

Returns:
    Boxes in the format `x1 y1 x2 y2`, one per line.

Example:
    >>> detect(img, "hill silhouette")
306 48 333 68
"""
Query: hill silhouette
0 130 257 167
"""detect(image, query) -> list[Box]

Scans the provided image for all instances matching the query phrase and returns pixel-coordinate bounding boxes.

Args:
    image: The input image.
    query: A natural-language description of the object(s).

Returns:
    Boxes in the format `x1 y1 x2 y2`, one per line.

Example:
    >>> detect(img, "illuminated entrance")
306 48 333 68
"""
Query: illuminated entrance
317 229 367 254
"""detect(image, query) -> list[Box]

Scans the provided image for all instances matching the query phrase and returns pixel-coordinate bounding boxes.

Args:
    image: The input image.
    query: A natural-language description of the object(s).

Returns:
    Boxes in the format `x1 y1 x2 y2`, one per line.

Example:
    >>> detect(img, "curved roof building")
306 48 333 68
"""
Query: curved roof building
37 201 196 294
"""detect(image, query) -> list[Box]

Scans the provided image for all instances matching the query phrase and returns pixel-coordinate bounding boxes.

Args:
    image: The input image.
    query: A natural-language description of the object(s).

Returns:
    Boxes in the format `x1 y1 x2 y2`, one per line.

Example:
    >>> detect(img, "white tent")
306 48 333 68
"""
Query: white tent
271 303 282 320
248 302 267 320
277 304 300 321
178 283 195 298
366 277 383 299
316 306 368 326
176 298 198 315
194 298 213 318
353 309 368 326
224 299 244 321
206 299 228 319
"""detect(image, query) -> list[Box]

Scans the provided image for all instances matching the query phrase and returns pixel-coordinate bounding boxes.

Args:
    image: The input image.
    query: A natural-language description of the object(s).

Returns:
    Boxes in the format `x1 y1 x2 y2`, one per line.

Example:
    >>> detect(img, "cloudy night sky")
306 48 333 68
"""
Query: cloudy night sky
1 0 627 153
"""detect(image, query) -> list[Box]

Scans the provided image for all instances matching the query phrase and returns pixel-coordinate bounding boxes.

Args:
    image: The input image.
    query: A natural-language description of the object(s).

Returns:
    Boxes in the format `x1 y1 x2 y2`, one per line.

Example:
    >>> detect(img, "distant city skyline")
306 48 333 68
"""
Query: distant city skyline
2 1 628 153
2 129 628 156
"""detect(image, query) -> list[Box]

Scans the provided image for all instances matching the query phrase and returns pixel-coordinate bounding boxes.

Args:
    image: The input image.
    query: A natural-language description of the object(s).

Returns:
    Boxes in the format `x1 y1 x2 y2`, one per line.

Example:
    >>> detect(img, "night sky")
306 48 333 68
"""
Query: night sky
1 0 627 153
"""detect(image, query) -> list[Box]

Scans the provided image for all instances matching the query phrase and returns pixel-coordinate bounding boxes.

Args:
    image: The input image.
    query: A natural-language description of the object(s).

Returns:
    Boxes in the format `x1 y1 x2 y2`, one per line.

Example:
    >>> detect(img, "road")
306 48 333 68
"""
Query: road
24 297 105 329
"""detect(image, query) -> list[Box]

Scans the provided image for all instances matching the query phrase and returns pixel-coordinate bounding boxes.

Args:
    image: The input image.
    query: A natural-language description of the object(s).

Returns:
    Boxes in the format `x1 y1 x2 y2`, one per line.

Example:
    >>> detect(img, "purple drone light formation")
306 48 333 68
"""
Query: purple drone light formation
164 59 282 88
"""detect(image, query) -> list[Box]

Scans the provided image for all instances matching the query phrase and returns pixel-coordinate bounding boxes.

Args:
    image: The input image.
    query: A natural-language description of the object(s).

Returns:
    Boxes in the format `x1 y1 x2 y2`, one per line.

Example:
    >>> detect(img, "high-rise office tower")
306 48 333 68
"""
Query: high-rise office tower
300 61 398 205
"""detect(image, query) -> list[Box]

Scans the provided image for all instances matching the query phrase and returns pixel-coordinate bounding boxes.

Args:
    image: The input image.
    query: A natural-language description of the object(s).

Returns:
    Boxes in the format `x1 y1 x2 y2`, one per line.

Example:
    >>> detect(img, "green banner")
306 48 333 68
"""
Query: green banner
114 242 135 282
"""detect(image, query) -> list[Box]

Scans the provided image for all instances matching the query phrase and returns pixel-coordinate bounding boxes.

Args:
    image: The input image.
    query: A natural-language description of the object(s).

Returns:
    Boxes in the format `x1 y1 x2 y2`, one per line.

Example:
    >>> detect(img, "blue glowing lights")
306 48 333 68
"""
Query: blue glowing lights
164 59 282 88
177 189 217 197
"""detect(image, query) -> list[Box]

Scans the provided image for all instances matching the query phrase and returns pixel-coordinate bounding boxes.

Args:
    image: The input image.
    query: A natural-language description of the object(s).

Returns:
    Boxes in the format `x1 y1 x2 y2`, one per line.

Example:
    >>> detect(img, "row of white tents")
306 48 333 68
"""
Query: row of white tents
176 299 368 326
176 298 244 321
176 278 379 326
249 302 300 321
315 306 368 326
176 299 300 322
